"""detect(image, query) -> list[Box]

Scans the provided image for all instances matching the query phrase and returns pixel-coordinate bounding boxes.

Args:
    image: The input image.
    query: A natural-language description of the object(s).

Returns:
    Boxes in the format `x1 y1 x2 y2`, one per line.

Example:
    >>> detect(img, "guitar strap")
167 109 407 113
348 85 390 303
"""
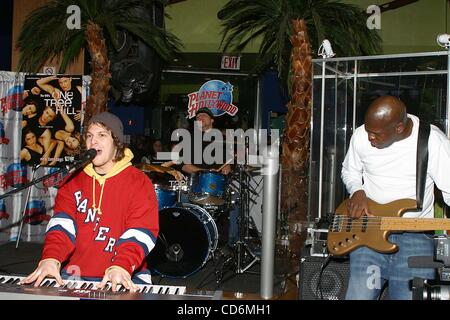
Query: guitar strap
416 120 430 210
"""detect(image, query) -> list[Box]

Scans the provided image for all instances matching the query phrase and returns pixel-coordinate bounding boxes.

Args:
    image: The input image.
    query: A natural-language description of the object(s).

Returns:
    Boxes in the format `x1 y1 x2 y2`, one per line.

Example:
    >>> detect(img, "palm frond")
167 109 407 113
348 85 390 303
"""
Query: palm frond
101 17 120 50
17 0 83 72
59 32 86 73
77 0 101 19
217 0 382 83
116 19 182 60
17 0 182 73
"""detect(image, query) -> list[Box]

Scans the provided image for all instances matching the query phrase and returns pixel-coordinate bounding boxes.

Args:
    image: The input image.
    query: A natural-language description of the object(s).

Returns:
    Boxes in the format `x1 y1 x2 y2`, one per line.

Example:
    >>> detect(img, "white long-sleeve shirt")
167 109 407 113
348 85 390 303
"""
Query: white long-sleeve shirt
341 114 450 218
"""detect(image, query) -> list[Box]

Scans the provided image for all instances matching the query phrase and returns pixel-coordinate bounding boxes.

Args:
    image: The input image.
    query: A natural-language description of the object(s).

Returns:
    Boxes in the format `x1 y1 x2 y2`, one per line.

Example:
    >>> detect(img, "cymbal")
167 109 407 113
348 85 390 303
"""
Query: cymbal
231 165 261 176
136 163 176 173
245 166 261 172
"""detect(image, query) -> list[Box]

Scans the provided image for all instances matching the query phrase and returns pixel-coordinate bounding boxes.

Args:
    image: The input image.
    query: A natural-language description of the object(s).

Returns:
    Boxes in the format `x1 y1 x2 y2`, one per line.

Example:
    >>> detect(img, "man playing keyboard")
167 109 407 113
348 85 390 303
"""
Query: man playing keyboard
21 112 159 292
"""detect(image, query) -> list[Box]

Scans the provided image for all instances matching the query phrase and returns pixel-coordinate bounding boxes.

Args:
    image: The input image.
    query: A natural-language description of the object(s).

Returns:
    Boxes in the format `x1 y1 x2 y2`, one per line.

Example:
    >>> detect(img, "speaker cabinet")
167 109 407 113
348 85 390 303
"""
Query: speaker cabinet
109 1 164 104
298 256 349 300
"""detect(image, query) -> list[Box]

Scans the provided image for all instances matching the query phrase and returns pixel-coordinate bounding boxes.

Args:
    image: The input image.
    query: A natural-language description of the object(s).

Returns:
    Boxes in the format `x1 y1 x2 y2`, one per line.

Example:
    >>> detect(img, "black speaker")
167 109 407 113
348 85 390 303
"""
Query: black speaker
109 1 164 104
298 256 350 300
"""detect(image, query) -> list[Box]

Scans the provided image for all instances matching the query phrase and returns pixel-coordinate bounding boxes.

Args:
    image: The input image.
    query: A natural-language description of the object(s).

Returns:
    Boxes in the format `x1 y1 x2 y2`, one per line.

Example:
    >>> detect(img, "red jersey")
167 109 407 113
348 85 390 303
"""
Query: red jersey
42 149 159 279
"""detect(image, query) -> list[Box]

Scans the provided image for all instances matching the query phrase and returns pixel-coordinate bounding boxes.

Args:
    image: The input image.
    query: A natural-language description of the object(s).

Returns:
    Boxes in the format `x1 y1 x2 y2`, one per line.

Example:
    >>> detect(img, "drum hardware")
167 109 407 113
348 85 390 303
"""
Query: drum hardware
147 140 261 282
228 181 258 204
200 200 233 221
221 137 263 281
197 161 262 289
196 246 234 289
166 243 184 262
169 179 189 203
232 163 261 273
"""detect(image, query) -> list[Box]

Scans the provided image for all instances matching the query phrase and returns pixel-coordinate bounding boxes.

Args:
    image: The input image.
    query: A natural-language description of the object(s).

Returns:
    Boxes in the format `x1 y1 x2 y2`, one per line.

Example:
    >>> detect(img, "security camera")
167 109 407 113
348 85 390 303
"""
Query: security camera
437 34 450 48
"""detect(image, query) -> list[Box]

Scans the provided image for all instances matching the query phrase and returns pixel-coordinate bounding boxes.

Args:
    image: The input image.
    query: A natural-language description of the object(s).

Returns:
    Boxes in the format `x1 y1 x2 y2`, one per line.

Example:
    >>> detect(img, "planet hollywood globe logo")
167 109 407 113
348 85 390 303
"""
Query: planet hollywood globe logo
3 163 28 189
0 85 23 113
187 80 238 119
24 200 50 225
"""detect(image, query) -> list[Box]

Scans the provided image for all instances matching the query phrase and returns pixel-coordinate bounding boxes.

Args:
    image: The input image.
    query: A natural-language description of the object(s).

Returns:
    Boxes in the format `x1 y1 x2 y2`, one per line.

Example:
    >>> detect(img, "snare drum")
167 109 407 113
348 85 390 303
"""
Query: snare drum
188 171 227 206
147 203 218 278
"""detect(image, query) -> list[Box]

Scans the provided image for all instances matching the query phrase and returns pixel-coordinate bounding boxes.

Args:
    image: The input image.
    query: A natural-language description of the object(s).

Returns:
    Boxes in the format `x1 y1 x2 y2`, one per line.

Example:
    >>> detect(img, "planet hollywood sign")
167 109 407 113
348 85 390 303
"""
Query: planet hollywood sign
187 80 238 119
164 79 280 174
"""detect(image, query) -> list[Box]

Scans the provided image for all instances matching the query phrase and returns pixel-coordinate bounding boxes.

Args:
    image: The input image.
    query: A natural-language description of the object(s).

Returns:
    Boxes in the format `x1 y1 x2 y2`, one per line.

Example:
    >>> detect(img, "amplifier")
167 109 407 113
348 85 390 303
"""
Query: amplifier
298 256 349 300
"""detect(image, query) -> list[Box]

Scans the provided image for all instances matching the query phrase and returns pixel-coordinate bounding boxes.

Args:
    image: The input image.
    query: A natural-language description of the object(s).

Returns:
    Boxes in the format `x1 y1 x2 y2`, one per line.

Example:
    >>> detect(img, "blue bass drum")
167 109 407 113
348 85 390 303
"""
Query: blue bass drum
147 203 218 278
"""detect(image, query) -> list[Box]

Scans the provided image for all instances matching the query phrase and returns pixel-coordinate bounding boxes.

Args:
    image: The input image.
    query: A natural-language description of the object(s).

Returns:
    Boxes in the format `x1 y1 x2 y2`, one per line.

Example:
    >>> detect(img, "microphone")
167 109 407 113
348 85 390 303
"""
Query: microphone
66 148 97 174
408 256 444 269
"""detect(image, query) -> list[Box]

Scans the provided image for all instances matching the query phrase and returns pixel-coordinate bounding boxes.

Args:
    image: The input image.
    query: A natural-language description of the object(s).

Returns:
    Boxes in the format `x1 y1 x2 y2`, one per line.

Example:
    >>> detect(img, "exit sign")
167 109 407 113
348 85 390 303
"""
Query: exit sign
221 55 241 70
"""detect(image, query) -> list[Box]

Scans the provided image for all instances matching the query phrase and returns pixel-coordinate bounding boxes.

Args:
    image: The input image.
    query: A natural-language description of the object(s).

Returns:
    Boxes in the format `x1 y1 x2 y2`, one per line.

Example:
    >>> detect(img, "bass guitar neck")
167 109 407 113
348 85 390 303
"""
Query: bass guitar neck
327 198 450 256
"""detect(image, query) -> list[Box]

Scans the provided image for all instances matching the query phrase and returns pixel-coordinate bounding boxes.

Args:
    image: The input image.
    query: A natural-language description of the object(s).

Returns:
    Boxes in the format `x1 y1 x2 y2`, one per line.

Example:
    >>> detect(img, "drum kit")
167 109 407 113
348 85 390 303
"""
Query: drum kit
138 160 262 282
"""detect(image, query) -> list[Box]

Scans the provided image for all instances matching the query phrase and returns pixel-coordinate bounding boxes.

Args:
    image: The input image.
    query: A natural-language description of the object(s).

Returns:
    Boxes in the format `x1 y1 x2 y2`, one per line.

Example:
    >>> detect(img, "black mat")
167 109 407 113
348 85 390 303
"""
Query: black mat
0 242 42 275
150 244 298 295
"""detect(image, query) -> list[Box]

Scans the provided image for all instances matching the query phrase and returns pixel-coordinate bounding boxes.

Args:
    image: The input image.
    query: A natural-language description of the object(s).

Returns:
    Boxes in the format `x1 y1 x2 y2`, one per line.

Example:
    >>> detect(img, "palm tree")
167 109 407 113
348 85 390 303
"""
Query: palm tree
17 0 181 119
218 0 382 255
218 0 381 85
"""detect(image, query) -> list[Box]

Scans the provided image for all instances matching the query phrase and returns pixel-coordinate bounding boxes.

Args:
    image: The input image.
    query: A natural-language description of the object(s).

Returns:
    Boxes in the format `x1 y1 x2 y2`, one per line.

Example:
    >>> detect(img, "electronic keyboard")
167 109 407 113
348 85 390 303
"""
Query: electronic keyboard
0 275 222 300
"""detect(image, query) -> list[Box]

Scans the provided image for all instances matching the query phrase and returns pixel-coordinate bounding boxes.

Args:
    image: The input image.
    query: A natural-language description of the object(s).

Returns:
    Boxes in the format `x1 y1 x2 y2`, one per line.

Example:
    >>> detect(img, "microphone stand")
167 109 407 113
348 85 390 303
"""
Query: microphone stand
0 166 68 202
0 149 96 203
0 165 69 249
15 165 39 249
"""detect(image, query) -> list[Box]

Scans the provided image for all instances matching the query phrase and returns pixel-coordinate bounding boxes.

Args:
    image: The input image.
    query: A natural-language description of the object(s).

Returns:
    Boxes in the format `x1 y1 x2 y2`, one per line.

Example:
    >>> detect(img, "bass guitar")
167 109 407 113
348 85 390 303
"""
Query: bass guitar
327 198 450 256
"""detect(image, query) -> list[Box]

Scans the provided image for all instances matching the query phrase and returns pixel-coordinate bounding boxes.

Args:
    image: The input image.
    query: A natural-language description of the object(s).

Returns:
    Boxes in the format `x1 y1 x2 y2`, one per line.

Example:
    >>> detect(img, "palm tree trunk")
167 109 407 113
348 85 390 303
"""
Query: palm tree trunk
85 21 111 121
279 19 312 257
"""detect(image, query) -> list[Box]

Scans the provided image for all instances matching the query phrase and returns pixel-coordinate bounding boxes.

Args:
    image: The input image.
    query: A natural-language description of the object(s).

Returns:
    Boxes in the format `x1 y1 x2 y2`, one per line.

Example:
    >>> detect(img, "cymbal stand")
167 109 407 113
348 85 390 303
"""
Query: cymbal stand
231 164 260 273
196 246 234 289
197 164 260 290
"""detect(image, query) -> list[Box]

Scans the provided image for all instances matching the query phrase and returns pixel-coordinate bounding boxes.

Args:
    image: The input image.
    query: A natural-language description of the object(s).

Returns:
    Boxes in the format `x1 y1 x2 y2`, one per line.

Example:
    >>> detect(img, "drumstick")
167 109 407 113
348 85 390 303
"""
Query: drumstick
168 169 185 182
216 158 233 172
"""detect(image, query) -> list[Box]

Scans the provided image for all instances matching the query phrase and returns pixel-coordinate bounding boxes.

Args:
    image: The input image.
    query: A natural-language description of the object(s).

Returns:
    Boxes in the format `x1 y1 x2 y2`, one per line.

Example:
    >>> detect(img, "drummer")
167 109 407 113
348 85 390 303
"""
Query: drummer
181 107 232 175
180 107 238 246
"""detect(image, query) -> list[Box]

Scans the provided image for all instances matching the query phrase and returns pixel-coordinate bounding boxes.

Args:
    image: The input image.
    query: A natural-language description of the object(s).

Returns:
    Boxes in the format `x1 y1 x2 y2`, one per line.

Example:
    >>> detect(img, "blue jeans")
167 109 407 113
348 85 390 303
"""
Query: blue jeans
345 233 436 300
